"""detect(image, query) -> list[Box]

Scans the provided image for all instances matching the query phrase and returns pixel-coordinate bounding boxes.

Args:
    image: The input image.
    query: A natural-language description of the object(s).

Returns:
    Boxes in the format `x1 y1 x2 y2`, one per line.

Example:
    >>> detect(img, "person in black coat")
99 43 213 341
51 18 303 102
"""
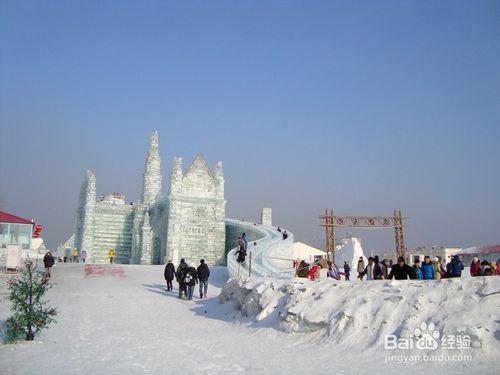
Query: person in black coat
373 256 383 280
43 251 55 278
164 260 175 291
388 256 416 280
343 261 351 281
235 237 246 263
197 259 210 298
185 264 198 300
176 259 189 299
296 260 310 278
449 255 464 278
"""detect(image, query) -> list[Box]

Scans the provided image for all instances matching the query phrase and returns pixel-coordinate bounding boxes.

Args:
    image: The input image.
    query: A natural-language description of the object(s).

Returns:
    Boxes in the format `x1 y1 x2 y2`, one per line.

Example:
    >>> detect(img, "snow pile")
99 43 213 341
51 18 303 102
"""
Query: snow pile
220 276 500 361
219 278 288 323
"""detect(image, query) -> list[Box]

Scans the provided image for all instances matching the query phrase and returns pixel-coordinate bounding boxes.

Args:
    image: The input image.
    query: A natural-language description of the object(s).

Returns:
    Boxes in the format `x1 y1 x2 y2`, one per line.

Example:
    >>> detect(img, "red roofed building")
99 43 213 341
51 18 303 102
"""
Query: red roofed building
0 211 34 225
0 210 35 257
457 245 500 263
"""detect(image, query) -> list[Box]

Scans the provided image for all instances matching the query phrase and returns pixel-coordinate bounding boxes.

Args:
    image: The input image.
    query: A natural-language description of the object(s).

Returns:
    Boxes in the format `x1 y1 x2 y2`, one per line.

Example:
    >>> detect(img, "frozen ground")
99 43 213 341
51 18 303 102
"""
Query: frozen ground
0 264 497 374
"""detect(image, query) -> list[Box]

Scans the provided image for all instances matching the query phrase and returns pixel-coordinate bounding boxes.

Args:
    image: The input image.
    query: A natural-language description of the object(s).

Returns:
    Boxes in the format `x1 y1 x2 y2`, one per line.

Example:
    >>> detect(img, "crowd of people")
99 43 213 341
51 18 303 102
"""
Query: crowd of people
163 258 211 300
294 254 500 282
469 257 498 277
42 226 500 294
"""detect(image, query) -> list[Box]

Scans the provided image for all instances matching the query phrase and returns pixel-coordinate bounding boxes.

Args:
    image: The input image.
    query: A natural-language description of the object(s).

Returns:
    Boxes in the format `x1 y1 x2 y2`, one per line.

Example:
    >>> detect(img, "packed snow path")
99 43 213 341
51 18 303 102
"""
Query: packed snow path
0 264 495 374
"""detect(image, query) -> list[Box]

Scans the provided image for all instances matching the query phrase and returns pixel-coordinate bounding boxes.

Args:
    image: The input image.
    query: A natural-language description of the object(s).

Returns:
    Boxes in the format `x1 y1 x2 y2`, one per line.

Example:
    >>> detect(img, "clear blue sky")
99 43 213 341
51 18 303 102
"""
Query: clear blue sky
1 1 499 252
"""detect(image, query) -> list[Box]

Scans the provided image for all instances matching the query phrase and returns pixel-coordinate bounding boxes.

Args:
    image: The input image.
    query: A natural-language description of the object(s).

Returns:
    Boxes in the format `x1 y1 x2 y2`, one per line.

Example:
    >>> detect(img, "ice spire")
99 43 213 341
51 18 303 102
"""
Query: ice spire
187 154 211 176
214 161 223 179
141 130 162 206
140 210 152 265
168 156 183 196
75 170 96 258
213 161 224 197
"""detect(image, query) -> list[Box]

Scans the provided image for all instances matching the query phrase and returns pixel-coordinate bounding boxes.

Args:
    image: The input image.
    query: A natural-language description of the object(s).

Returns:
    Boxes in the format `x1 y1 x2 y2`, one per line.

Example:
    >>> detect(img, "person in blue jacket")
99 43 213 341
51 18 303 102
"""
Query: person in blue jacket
449 255 464 278
421 256 435 280
413 259 423 280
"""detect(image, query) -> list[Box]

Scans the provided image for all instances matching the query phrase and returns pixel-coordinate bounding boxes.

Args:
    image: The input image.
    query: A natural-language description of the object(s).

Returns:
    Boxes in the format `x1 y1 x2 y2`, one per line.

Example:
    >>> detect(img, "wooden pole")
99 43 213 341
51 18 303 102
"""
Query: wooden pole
399 210 406 259
249 252 252 278
324 208 329 257
324 209 335 263
331 209 335 264
394 209 399 257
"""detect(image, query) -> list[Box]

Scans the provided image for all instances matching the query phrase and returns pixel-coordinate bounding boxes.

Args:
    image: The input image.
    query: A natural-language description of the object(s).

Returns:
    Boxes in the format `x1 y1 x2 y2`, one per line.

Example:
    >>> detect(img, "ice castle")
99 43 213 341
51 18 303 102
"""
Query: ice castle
71 131 226 265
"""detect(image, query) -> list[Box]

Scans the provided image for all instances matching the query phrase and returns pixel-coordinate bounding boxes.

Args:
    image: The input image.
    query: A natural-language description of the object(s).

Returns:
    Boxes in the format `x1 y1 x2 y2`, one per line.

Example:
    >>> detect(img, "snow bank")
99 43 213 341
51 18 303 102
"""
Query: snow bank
220 276 500 361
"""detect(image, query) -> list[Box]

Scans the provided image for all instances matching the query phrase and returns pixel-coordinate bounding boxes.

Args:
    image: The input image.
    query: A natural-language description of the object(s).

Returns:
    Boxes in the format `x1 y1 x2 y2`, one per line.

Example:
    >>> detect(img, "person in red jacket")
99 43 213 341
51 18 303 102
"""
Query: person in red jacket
470 257 481 276
309 264 322 280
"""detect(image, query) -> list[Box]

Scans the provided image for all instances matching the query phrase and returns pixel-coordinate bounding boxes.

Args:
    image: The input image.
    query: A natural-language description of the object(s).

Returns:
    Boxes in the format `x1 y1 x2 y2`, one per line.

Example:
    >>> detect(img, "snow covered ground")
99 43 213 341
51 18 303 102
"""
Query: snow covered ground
0 264 498 374
221 275 499 369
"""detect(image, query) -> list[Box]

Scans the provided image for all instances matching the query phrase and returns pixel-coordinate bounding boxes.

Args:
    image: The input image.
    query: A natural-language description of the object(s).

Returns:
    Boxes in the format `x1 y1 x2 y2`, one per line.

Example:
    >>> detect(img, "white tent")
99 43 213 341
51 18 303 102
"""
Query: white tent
293 242 326 263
